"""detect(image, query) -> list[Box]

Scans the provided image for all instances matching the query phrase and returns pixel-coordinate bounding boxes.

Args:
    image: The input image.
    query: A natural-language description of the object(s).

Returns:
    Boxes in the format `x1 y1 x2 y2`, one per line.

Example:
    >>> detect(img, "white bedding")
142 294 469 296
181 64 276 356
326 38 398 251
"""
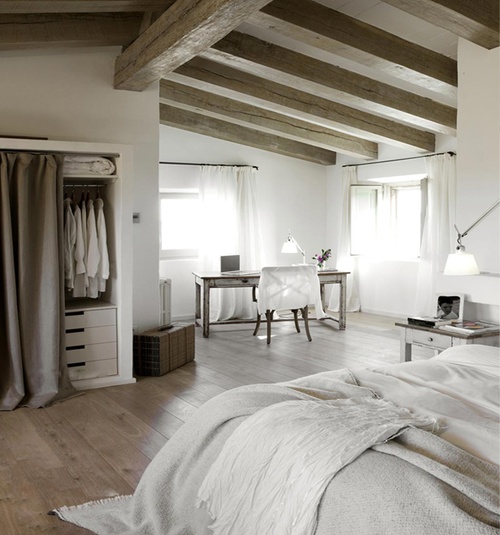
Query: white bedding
51 344 500 535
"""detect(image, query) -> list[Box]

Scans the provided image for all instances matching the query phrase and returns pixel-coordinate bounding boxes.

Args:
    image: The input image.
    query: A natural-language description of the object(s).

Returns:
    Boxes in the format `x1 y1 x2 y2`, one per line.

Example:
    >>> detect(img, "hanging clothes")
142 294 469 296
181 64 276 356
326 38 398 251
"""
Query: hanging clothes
86 198 100 299
63 197 76 290
72 202 87 298
94 197 109 294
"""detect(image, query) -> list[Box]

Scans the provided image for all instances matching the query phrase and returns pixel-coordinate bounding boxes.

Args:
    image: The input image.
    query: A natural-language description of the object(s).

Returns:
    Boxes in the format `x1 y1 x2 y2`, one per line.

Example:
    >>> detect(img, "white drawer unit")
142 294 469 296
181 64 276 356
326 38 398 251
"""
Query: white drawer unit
65 305 118 382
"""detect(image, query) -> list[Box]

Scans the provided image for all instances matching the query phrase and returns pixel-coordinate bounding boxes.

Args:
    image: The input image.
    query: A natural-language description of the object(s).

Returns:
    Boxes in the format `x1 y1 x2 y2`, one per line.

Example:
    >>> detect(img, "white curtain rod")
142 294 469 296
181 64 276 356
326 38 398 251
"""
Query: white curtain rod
342 151 455 168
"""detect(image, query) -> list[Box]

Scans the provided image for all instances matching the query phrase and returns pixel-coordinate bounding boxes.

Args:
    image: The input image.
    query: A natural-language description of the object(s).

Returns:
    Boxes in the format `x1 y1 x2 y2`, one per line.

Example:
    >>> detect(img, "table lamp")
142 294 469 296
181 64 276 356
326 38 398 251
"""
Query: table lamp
443 199 499 275
281 231 306 264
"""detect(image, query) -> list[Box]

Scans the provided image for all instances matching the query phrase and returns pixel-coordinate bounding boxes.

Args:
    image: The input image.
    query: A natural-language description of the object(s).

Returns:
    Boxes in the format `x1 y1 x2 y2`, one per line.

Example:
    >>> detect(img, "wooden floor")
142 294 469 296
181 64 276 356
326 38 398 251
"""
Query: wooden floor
0 312 433 534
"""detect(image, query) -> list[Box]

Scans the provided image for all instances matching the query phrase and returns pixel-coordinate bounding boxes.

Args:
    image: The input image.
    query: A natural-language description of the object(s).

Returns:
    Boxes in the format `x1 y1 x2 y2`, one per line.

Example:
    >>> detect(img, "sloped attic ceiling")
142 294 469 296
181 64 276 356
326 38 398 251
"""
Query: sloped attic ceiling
1 0 498 164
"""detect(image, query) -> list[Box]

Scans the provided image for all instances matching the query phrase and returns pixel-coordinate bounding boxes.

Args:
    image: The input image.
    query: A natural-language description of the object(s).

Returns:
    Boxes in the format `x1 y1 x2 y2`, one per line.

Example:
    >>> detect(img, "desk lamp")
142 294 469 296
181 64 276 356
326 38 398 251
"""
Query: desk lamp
281 231 306 264
444 199 499 275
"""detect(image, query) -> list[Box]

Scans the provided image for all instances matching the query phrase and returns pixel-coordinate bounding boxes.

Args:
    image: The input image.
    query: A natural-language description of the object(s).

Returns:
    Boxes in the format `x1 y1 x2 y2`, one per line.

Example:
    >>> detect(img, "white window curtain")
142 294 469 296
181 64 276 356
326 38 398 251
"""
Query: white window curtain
328 166 361 312
414 153 456 316
198 165 263 321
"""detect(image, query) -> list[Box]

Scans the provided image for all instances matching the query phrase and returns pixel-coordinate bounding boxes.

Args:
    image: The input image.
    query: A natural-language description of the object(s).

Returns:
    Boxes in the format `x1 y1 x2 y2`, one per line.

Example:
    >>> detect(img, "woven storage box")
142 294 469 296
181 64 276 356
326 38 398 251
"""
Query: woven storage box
133 324 195 376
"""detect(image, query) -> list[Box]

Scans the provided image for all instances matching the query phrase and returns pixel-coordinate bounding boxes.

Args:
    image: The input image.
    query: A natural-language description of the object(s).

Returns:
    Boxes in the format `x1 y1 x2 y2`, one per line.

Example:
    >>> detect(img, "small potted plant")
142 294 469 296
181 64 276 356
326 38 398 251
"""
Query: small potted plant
312 248 332 270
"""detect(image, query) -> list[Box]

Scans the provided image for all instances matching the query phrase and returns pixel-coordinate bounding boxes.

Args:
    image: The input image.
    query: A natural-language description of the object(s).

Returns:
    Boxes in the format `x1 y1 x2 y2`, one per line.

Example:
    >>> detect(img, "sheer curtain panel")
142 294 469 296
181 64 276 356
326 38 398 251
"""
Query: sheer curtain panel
328 166 361 312
414 153 456 316
0 152 75 410
198 166 263 321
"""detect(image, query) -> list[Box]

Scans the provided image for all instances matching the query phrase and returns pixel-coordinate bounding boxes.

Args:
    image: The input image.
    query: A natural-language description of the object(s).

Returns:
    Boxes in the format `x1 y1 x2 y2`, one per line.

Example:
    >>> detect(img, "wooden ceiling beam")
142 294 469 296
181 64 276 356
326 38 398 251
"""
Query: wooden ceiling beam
248 0 457 95
383 0 499 50
0 1 174 13
0 13 141 49
160 79 377 159
159 103 337 166
114 0 273 91
172 57 435 152
205 32 456 134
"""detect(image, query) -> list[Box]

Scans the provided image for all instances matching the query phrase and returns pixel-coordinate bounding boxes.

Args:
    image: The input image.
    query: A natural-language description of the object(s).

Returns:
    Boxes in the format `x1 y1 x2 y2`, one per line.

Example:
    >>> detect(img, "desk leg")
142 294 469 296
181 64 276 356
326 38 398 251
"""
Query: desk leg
202 282 210 338
338 275 346 330
195 281 201 323
400 330 412 362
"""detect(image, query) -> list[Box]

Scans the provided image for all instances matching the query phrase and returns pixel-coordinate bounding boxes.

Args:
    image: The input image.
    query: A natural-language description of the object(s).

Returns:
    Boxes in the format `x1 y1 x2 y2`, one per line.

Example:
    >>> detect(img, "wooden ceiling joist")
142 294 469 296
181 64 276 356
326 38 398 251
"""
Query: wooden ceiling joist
249 0 457 95
159 103 337 166
160 79 378 159
383 0 499 50
204 32 457 134
113 0 273 91
0 13 142 49
172 57 436 153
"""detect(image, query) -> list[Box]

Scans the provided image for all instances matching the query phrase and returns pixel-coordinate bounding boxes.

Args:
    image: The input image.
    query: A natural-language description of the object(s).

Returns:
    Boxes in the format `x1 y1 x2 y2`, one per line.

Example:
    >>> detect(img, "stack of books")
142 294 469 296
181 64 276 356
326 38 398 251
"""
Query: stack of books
407 317 454 328
437 321 500 335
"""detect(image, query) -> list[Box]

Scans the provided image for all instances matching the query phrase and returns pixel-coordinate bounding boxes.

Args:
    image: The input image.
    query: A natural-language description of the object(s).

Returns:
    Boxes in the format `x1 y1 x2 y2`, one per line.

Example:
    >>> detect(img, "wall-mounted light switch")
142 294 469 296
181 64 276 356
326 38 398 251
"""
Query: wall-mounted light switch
133 213 140 223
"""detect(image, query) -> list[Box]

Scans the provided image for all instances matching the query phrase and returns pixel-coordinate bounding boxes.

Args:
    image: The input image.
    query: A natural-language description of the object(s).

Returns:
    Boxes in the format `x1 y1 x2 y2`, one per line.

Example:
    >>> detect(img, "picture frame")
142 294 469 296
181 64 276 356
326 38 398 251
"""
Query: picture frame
435 293 464 321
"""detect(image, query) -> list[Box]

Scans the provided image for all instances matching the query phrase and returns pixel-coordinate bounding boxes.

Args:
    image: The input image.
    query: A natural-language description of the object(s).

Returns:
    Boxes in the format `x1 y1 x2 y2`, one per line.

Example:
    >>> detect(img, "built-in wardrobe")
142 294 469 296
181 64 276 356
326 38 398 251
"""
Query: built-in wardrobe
1 137 135 392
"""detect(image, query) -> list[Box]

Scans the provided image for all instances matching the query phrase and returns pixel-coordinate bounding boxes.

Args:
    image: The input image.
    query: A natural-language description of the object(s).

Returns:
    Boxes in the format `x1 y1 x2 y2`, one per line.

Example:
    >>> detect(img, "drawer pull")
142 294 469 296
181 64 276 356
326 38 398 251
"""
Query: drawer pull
68 362 86 368
66 345 85 351
66 311 84 317
428 337 434 342
66 328 85 334
242 279 249 283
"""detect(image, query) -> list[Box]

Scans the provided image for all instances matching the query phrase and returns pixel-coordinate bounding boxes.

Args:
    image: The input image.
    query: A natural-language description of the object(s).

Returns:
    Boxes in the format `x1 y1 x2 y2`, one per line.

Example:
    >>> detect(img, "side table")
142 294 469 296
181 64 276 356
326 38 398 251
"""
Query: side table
395 322 500 362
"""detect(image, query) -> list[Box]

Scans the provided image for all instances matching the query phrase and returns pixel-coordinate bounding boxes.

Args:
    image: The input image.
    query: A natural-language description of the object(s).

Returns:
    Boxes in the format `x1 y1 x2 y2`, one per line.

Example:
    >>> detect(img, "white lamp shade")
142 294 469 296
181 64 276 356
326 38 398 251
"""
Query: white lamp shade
281 240 298 254
443 250 480 275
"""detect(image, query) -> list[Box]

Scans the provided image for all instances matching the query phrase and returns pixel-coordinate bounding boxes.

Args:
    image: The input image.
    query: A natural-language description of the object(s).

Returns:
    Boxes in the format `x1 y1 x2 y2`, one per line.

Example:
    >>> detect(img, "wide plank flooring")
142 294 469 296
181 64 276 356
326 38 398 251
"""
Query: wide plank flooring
0 312 433 534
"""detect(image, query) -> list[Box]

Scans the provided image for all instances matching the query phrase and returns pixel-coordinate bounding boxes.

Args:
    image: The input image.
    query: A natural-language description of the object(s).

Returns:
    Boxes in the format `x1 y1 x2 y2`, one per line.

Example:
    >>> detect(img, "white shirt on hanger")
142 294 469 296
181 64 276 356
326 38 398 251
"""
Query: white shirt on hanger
86 198 100 298
94 197 109 294
63 197 76 290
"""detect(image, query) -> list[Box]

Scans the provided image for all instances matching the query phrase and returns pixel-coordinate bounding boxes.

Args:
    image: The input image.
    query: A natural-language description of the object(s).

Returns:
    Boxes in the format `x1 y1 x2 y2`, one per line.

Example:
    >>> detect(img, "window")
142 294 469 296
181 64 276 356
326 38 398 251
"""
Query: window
160 191 200 258
350 176 427 259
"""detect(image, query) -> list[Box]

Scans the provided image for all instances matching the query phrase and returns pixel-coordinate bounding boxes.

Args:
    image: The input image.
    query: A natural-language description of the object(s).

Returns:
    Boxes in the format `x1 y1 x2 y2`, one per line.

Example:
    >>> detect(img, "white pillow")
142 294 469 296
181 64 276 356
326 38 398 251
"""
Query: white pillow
433 344 499 378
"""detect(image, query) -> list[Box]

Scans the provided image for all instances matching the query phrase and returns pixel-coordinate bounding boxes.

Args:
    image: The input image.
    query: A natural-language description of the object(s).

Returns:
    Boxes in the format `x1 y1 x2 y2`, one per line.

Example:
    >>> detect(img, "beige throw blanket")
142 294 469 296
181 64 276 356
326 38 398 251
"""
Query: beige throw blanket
52 370 500 534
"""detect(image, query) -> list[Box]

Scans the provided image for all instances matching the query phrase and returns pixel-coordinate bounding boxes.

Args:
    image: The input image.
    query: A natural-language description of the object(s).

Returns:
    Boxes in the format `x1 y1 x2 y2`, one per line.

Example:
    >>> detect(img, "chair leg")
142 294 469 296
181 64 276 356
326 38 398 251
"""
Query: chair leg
301 305 312 341
292 309 301 332
265 309 273 344
253 313 261 336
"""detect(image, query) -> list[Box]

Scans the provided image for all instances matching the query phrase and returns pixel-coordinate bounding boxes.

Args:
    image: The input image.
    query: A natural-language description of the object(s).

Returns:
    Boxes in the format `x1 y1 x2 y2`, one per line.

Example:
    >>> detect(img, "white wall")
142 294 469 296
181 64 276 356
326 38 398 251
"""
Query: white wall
159 126 328 320
0 47 160 331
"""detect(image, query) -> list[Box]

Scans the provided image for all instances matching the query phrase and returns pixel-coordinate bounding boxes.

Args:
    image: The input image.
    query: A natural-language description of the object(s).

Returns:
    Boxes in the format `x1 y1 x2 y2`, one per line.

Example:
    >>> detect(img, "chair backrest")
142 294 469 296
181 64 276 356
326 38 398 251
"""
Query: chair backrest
258 265 321 312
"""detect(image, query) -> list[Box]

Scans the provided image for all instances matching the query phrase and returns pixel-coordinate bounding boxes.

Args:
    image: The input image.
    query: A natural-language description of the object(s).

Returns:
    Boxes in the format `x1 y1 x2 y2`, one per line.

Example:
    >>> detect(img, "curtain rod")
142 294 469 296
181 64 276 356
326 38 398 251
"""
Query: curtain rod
160 161 258 170
342 151 455 168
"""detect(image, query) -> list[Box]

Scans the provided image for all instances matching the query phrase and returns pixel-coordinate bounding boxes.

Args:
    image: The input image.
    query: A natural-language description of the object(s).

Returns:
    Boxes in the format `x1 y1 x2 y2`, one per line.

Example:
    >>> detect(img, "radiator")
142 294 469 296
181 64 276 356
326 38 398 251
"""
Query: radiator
159 278 172 326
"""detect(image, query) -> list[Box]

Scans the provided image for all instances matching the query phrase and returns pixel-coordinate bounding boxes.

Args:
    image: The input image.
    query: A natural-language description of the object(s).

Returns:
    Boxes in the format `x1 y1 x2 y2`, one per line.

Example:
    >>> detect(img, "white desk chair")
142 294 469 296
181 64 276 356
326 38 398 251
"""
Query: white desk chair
253 265 324 344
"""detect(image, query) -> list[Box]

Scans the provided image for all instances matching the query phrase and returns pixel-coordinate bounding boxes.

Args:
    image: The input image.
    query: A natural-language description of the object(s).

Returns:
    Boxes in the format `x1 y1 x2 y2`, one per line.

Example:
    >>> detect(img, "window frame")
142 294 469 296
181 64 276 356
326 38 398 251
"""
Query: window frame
159 190 200 260
349 176 427 260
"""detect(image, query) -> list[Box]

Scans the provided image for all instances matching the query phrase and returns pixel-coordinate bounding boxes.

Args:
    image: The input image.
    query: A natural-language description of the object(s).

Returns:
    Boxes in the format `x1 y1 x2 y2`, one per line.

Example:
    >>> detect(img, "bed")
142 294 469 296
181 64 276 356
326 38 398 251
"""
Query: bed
52 344 500 534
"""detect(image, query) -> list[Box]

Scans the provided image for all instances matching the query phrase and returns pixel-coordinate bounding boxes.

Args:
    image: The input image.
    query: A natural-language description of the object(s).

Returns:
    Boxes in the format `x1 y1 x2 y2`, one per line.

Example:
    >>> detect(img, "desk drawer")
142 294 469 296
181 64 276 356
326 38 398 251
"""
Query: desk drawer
409 329 452 350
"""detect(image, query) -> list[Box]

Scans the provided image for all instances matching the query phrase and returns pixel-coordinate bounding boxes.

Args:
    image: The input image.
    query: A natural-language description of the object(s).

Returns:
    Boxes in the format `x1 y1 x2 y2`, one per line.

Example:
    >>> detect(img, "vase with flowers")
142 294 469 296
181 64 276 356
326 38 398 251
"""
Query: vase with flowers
312 248 332 270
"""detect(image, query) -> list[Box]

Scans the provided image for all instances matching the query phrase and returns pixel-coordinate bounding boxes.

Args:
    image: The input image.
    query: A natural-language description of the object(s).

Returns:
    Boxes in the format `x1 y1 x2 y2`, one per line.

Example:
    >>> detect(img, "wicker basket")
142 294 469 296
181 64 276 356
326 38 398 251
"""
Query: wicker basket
133 324 195 376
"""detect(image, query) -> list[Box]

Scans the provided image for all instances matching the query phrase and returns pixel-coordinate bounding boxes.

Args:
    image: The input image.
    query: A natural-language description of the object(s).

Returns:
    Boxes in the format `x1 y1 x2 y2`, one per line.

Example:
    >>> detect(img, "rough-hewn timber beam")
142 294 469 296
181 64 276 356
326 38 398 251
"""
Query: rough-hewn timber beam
171 57 436 152
205 32 456 134
248 0 457 95
160 103 337 166
114 0 273 91
0 1 174 13
0 13 141 49
160 79 377 159
383 0 499 49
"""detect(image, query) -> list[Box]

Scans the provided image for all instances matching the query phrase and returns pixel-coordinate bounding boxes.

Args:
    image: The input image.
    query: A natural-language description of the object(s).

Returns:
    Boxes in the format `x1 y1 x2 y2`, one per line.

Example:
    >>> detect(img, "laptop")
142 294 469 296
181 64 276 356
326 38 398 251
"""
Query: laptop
220 255 260 276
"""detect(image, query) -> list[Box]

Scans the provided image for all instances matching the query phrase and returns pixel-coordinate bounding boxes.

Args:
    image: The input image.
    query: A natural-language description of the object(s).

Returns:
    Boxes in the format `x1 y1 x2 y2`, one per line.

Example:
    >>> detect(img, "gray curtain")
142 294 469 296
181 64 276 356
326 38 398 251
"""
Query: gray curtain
0 152 76 410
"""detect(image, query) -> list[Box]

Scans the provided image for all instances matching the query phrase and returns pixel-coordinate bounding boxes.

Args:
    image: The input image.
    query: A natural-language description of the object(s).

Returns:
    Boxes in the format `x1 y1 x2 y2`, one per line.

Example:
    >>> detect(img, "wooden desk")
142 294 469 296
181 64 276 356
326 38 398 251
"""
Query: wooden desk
395 322 500 362
193 270 349 338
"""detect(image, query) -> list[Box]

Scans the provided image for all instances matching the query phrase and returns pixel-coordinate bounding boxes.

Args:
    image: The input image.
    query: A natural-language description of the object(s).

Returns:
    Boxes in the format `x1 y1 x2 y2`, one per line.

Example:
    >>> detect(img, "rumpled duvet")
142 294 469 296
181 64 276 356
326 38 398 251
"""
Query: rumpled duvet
52 368 500 535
